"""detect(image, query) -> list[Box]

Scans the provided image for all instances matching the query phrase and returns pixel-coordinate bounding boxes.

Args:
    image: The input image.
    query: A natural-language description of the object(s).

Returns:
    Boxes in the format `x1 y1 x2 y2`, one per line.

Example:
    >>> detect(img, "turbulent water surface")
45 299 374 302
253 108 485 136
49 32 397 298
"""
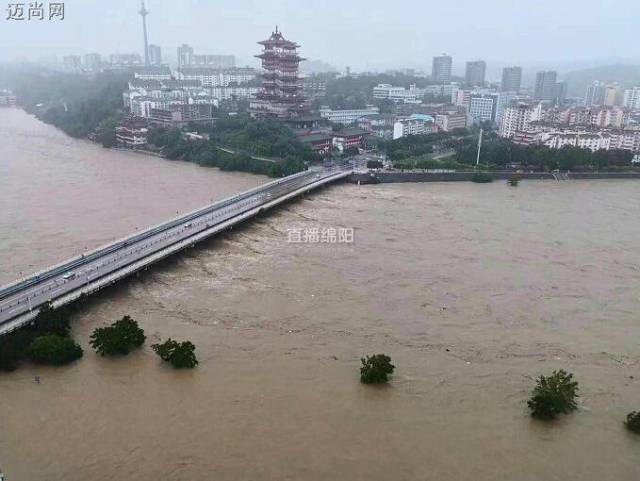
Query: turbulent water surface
0 108 639 481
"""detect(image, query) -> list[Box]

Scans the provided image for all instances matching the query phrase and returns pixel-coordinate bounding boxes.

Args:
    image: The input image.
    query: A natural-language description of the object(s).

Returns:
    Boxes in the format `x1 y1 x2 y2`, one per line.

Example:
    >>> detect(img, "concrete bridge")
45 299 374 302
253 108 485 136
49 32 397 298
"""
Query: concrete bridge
0 167 351 336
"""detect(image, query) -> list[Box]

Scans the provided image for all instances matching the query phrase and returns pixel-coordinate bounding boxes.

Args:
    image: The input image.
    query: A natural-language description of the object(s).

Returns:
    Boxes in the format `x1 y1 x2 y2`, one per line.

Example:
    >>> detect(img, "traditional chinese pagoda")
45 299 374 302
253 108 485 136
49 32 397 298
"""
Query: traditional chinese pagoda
250 27 309 120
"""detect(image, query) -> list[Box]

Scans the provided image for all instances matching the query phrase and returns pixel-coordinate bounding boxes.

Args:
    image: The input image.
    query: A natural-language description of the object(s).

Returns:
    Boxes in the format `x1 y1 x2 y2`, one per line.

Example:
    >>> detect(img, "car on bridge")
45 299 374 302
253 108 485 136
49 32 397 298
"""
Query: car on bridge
62 271 76 280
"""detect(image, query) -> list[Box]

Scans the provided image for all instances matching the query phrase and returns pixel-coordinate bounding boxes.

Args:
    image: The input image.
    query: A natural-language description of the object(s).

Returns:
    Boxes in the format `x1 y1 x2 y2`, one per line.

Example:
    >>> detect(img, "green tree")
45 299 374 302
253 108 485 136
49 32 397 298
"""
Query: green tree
90 315 146 356
27 335 83 366
152 338 198 369
527 370 579 420
0 330 33 371
30 301 70 337
625 412 640 433
360 354 395 384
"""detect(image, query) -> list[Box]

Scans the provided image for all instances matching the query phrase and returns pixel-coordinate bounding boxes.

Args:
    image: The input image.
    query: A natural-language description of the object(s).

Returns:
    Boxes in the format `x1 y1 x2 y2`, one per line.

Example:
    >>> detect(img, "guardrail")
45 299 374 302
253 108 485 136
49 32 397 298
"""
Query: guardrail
0 170 315 301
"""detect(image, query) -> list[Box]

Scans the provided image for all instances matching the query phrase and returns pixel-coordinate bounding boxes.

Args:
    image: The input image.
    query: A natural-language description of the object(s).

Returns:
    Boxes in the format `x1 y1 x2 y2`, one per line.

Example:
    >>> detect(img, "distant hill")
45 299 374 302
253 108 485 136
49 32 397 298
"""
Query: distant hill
560 64 640 96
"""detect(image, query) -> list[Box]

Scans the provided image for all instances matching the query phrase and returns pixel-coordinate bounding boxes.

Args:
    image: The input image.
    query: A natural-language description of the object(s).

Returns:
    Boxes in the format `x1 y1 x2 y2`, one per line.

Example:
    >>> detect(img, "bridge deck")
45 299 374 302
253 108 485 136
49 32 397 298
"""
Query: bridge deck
0 168 350 335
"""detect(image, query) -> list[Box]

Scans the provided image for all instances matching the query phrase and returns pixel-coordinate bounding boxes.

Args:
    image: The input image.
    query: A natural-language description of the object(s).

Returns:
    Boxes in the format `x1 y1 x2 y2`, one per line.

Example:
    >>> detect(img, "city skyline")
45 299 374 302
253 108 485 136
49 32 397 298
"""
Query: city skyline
1 0 638 76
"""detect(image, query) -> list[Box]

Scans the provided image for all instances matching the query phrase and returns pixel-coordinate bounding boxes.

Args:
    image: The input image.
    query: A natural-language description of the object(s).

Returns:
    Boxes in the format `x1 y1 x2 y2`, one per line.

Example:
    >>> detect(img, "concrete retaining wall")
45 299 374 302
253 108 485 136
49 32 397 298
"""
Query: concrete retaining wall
348 171 640 184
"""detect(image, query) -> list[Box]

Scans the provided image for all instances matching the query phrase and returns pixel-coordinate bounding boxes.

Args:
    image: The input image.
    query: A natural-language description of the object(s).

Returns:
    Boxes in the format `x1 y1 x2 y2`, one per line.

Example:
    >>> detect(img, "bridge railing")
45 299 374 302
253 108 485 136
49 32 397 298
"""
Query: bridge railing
0 169 317 301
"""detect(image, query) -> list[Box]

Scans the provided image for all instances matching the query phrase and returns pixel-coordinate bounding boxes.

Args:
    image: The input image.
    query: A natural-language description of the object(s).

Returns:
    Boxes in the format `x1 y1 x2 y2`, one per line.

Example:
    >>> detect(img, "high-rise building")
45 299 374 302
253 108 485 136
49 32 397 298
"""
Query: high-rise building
465 60 486 86
62 55 82 71
622 87 640 110
555 81 567 106
139 2 150 66
585 81 605 106
432 54 452 84
249 27 308 120
177 44 194 68
84 53 102 71
603 84 620 106
534 70 561 103
148 44 162 66
501 66 522 92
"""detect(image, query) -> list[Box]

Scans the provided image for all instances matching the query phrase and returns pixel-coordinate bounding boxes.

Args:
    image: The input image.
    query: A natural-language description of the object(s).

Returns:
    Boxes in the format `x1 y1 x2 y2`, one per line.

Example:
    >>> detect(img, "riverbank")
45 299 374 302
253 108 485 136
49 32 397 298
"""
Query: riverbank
349 170 640 184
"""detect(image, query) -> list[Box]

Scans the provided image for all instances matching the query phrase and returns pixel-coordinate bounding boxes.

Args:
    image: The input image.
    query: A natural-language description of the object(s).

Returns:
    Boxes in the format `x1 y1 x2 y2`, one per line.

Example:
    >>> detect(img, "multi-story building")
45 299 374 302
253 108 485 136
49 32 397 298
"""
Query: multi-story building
451 86 471 107
297 132 332 155
435 111 467 131
110 53 143 67
331 128 370 153
249 28 308 120
372 84 424 103
134 67 172 81
302 79 327 98
425 83 458 98
538 105 628 129
177 44 194 68
192 54 235 69
0 89 17 106
499 101 543 138
207 86 260 101
432 54 452 83
392 114 436 139
585 81 605 107
176 67 257 87
148 103 216 128
148 44 162 66
534 70 559 103
501 66 522 93
465 60 486 86
358 114 395 139
63 55 82 71
115 117 148 148
318 106 380 125
124 78 217 118
603 84 620 106
468 93 499 124
623 87 640 110
84 53 102 71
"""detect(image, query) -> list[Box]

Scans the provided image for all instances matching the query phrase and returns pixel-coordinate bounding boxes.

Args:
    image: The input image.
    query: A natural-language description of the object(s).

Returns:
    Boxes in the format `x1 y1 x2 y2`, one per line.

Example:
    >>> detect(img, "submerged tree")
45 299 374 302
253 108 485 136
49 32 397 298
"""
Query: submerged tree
31 301 70 337
151 338 198 369
27 335 83 366
625 412 640 433
90 315 146 356
360 354 395 384
527 370 579 420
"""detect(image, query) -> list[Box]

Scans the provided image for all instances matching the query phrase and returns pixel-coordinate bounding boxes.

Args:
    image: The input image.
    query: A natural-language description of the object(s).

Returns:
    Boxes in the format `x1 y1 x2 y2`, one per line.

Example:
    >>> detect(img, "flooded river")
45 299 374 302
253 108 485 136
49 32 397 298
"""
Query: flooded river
0 108 638 480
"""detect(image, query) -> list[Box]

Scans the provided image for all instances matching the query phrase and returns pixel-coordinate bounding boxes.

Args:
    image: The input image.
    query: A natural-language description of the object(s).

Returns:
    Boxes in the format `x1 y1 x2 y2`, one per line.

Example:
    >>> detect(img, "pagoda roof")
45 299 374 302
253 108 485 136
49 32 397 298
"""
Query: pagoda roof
257 27 300 48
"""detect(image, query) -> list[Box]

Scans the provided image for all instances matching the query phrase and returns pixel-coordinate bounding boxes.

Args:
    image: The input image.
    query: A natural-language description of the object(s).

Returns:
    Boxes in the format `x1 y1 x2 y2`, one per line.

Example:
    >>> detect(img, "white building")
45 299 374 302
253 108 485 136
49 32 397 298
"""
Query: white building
435 111 467 131
499 101 543 138
207 86 260 101
392 115 436 139
468 93 499 124
124 78 217 118
176 67 257 87
513 127 640 153
319 106 380 124
373 84 424 103
134 67 172 81
623 87 640 110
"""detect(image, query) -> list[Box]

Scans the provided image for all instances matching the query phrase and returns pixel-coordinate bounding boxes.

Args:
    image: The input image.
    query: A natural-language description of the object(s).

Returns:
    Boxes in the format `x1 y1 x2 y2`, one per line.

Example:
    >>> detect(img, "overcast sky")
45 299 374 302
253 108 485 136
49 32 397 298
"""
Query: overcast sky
1 0 638 76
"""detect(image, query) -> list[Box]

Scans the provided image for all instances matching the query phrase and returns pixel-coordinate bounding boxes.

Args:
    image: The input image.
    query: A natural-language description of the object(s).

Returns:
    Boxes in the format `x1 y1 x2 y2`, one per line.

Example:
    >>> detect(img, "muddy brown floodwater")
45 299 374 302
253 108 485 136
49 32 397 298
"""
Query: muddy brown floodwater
0 108 639 481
